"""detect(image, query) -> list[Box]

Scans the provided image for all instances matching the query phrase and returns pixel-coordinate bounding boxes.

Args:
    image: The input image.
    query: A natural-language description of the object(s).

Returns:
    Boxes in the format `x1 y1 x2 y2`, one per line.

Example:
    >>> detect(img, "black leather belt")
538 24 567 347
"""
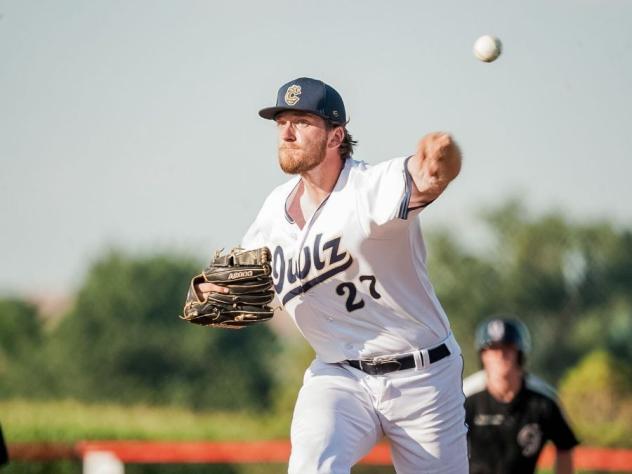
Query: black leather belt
346 343 451 376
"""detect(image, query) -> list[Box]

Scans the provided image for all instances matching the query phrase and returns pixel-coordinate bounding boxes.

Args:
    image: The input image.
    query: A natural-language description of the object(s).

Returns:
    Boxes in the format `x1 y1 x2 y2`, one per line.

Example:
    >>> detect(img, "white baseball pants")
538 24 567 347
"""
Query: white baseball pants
288 334 468 474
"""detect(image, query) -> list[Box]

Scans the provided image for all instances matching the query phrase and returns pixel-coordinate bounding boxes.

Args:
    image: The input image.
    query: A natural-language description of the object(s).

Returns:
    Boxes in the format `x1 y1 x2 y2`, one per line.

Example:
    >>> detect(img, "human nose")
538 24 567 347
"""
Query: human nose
278 122 296 141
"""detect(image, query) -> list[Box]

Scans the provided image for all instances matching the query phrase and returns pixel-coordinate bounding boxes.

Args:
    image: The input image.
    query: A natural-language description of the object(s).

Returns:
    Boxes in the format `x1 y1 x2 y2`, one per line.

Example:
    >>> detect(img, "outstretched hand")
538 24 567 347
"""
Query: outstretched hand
408 132 462 207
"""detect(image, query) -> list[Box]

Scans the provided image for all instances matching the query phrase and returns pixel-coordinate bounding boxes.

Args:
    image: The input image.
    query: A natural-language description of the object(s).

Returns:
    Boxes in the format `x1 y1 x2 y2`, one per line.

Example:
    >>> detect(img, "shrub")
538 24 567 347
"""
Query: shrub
559 350 632 447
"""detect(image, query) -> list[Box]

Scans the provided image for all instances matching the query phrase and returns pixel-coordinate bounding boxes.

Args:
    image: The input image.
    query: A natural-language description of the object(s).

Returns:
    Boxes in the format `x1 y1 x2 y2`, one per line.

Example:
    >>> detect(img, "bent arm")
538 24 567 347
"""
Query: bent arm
554 449 574 474
407 132 462 208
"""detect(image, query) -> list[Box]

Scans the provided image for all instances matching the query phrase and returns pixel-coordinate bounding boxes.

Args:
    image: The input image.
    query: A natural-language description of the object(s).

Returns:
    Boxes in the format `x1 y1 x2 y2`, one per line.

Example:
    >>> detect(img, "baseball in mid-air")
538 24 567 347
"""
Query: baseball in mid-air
473 35 502 63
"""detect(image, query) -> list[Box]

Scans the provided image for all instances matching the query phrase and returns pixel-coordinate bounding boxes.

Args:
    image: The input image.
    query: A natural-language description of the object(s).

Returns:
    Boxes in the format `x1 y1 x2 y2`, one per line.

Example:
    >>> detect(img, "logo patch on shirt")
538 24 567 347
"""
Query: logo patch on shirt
284 85 301 106
517 423 542 457
473 414 505 426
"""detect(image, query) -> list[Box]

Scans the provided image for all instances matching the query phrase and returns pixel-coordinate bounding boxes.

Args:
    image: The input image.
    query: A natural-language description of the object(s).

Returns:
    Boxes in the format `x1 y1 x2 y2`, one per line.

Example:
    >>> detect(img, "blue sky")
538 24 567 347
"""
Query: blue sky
1 0 630 295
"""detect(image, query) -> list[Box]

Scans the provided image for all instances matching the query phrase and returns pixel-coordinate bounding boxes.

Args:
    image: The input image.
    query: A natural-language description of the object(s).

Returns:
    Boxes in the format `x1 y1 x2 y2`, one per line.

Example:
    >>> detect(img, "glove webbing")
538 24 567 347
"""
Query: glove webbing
213 247 270 267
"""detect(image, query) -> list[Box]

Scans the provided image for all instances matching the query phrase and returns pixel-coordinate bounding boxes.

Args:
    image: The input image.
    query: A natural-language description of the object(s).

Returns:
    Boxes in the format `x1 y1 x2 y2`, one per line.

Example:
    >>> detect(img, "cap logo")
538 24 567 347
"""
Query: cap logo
488 320 505 341
332 110 340 118
284 84 301 106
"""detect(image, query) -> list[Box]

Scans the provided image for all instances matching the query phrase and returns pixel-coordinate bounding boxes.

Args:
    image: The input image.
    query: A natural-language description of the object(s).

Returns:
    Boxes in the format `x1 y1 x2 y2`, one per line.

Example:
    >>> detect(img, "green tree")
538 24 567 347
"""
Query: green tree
45 250 280 410
0 298 42 397
425 231 503 373
559 350 632 447
427 199 632 383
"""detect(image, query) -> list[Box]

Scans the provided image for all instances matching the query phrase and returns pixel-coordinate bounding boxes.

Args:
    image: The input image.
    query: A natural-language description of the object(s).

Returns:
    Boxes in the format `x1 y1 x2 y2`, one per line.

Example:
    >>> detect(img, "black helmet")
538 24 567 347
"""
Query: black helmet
475 317 532 354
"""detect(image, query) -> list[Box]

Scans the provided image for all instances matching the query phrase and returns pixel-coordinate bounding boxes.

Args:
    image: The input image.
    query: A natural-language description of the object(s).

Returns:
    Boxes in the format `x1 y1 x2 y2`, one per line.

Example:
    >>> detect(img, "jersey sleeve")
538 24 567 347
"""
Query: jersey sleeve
356 156 422 229
545 400 580 451
463 370 488 398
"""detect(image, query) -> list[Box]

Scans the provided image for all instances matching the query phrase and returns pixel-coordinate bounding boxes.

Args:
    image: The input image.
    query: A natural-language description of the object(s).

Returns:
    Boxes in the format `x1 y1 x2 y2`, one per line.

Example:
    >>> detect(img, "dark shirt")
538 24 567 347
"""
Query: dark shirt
464 372 579 474
0 423 8 467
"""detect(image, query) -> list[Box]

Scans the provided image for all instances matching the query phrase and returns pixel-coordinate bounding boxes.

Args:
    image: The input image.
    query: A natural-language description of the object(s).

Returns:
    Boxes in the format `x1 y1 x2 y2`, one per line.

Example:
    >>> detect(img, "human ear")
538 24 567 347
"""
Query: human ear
328 127 344 148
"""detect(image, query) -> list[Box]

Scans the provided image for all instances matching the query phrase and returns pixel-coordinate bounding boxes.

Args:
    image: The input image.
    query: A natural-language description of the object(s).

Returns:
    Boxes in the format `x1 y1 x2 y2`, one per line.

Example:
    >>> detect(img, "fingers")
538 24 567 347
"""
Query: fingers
417 132 461 178
418 132 452 160
197 282 229 294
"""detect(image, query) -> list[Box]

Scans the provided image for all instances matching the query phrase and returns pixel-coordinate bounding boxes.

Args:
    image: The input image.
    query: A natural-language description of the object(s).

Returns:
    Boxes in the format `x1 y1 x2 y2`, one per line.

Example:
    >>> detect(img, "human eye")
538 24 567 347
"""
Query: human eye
295 119 310 129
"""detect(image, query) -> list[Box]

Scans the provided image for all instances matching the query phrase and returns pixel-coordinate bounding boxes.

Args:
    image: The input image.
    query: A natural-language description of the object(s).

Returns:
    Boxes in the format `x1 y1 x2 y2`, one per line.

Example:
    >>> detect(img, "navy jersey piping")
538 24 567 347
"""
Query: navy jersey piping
397 156 414 219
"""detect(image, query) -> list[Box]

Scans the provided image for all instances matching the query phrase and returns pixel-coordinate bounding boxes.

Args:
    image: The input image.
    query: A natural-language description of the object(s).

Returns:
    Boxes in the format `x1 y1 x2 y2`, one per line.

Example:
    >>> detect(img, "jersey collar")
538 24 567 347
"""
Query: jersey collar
283 158 353 224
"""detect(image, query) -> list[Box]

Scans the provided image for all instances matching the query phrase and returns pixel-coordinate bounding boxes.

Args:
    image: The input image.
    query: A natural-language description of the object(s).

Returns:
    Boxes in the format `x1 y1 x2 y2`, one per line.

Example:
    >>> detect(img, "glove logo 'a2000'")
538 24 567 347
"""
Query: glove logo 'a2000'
180 247 275 329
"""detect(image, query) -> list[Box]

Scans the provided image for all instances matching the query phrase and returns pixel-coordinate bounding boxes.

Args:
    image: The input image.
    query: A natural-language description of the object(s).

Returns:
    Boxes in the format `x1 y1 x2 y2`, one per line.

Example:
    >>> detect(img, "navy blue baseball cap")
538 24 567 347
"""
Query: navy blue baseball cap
475 317 532 354
258 77 346 124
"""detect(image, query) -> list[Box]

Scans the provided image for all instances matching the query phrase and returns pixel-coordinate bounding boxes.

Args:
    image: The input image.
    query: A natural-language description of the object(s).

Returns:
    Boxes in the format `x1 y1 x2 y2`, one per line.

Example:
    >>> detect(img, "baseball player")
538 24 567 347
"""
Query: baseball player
463 317 579 474
200 77 466 473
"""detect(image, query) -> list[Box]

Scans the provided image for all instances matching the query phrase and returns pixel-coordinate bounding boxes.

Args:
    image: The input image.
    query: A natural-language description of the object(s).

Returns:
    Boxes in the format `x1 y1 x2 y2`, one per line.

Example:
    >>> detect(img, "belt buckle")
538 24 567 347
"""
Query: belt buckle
360 358 401 375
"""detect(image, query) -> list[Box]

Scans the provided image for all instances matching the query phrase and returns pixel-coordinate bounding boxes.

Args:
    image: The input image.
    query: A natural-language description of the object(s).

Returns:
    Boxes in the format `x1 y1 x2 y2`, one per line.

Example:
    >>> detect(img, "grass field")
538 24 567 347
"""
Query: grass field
2 399 630 473
0 399 290 442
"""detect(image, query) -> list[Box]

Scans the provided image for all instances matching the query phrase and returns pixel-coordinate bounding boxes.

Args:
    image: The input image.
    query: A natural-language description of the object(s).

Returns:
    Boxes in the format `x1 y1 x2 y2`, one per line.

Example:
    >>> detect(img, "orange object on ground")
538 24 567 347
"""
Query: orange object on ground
8 440 632 471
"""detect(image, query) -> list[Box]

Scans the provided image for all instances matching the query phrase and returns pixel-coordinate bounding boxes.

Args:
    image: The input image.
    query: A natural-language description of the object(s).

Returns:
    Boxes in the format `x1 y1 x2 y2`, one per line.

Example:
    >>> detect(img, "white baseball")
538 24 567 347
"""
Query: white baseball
473 35 502 63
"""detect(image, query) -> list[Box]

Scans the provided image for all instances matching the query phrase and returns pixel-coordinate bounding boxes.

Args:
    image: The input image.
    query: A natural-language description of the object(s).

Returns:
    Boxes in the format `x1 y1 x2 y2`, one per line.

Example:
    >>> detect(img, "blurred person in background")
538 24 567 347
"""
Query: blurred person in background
0 422 8 469
463 317 579 474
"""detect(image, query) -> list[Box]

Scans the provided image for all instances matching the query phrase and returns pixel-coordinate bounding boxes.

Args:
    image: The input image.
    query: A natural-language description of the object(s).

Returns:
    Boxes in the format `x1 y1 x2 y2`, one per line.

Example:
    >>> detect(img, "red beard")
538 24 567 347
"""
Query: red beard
278 138 327 174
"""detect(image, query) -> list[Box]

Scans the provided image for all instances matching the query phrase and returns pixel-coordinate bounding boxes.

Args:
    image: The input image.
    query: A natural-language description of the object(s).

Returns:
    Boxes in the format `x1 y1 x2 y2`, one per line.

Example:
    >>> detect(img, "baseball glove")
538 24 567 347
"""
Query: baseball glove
180 247 276 329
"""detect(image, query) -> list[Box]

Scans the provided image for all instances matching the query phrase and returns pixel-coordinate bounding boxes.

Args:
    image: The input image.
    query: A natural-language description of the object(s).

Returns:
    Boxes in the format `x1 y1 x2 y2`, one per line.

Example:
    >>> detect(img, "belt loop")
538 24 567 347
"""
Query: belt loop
419 348 429 367
412 350 423 369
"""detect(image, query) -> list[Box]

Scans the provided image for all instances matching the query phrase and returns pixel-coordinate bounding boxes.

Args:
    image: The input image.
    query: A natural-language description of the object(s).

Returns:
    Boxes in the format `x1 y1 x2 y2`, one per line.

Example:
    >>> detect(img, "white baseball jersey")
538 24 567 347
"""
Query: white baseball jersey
242 156 452 363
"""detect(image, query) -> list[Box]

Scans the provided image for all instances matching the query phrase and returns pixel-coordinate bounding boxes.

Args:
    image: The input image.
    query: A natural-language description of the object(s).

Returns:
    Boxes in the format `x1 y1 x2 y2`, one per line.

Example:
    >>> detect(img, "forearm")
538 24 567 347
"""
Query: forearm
554 449 574 474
